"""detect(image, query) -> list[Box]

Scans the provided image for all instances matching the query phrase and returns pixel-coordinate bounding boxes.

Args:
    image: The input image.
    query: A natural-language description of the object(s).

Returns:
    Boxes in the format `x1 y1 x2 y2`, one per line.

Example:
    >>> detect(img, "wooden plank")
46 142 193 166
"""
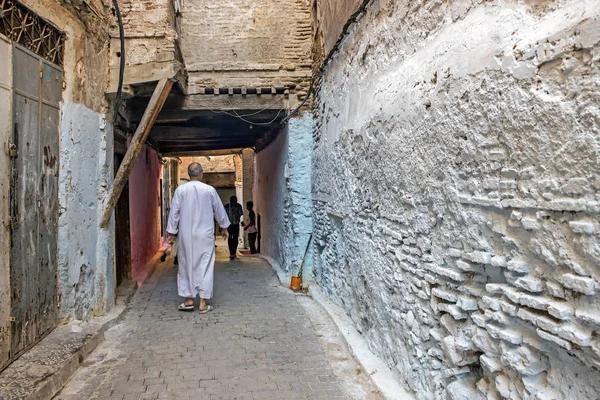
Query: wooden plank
107 60 181 94
100 78 173 228
181 93 295 111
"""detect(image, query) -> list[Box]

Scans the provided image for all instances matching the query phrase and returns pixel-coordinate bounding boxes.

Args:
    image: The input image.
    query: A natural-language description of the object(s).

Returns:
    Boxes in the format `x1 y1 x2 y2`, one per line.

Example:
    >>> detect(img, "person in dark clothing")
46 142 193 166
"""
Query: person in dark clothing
242 201 258 254
224 196 243 259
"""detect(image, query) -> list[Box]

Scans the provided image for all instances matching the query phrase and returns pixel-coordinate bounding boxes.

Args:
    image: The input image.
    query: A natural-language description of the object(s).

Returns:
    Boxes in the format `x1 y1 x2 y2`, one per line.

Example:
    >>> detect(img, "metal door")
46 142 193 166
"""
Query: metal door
9 45 61 359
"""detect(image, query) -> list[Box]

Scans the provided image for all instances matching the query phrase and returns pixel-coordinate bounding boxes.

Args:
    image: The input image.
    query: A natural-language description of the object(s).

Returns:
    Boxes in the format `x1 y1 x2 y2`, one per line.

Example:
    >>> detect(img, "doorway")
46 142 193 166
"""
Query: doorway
9 44 62 362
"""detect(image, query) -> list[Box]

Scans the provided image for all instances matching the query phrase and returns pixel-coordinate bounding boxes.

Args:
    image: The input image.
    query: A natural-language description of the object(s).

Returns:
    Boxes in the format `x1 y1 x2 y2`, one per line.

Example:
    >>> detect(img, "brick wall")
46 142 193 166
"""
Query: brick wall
108 0 179 91
313 1 600 399
180 0 313 96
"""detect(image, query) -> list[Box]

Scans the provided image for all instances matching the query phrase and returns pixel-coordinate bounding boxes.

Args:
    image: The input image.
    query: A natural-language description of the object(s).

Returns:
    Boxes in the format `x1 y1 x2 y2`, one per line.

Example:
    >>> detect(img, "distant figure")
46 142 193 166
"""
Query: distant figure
242 201 258 254
224 196 244 260
167 162 230 313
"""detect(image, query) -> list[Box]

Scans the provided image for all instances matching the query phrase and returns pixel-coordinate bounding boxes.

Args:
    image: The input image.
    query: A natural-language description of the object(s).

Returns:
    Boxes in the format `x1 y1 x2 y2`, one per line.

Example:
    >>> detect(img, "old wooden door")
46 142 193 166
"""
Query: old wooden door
9 44 61 359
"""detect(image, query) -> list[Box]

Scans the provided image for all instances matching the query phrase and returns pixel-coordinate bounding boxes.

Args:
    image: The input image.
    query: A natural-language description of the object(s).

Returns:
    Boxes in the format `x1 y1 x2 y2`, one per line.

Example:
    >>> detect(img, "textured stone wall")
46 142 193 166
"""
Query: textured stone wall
313 1 600 399
180 0 313 95
59 102 114 321
110 0 178 67
255 115 314 277
108 0 180 91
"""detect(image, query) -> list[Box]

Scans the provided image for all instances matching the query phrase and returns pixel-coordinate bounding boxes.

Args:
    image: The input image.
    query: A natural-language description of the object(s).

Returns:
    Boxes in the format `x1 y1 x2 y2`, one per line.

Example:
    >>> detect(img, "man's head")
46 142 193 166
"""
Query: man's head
246 201 254 211
230 196 238 205
188 162 203 180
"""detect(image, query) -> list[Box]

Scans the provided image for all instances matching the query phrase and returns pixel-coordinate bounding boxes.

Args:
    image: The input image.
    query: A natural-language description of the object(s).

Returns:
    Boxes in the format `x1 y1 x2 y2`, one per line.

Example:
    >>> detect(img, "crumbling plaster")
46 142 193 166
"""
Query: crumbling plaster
255 114 314 278
178 156 236 176
109 0 178 69
313 1 600 399
59 102 114 321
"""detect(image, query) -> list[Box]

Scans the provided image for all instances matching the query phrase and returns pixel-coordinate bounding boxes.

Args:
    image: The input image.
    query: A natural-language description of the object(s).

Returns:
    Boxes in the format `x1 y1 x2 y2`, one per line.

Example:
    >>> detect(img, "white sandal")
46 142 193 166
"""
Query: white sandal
198 305 213 314
178 302 194 311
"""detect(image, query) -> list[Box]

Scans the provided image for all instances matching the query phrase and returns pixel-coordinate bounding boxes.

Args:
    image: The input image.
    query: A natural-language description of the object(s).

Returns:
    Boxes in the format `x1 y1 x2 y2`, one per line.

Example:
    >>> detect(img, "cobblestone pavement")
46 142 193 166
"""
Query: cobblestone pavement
54 244 381 400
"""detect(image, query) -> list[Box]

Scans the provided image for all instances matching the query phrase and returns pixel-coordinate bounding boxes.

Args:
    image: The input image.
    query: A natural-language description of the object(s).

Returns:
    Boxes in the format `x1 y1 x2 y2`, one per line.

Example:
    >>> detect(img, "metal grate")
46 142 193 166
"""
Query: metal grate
0 0 65 65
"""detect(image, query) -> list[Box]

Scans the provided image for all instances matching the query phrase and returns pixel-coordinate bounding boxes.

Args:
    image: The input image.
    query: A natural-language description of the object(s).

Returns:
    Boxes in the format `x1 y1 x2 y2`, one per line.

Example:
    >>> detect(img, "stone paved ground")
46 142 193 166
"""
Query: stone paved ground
54 244 381 400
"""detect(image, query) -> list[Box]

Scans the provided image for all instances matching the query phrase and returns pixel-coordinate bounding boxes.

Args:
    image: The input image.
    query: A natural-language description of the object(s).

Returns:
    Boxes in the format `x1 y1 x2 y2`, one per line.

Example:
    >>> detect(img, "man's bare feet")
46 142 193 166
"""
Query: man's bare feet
199 298 209 312
184 297 194 307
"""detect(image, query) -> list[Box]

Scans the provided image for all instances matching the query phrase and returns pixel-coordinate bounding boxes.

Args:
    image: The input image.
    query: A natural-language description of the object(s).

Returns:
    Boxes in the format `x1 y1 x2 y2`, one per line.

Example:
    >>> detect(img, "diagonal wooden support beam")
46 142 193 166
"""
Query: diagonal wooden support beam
100 78 173 228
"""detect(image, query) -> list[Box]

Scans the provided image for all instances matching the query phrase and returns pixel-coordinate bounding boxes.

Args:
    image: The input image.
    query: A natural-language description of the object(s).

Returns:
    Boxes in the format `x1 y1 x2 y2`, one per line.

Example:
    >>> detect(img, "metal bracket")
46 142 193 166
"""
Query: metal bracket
9 317 15 323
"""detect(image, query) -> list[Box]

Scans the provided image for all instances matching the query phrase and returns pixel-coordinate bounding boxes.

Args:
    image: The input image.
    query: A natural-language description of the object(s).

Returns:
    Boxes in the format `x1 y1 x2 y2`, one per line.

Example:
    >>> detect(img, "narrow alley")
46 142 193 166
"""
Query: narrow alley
1 0 599 399
53 244 381 400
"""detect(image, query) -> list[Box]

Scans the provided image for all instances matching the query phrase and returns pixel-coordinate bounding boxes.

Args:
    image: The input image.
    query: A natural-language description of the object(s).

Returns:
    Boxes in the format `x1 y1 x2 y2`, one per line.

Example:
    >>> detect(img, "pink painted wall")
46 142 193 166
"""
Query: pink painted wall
129 144 162 281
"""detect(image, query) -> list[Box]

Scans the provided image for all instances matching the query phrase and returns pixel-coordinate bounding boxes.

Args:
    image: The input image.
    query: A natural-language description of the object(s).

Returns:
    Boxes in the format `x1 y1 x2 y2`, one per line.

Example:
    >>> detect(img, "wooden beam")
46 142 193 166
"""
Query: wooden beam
150 126 268 140
181 93 295 110
107 61 181 94
130 94 295 123
163 148 244 157
100 78 173 228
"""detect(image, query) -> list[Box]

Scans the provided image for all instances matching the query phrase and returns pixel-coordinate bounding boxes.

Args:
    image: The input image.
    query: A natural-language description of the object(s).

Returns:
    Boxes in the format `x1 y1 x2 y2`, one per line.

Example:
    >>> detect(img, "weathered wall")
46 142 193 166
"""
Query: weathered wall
255 115 313 277
181 0 313 95
109 0 180 91
59 102 115 321
129 145 162 281
179 155 235 176
313 1 600 399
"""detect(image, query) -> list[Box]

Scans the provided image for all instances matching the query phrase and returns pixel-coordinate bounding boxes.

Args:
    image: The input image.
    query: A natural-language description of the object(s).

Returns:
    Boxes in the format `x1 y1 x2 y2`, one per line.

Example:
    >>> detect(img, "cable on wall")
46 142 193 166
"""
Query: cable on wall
112 0 125 124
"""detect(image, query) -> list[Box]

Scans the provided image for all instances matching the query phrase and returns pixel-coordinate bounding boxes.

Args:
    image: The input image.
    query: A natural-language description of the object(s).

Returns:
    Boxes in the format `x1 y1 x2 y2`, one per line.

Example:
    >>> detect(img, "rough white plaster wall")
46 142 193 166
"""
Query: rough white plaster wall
58 102 115 321
313 1 600 399
255 114 314 278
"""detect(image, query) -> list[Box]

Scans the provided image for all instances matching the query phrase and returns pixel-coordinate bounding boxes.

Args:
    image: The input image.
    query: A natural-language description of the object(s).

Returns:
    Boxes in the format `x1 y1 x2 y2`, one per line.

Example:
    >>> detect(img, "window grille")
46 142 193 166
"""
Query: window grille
0 0 65 65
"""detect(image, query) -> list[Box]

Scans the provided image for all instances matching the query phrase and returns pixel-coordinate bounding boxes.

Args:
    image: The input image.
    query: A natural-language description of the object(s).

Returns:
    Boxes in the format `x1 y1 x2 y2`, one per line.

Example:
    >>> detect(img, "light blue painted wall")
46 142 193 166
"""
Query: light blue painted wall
58 102 114 320
254 113 314 279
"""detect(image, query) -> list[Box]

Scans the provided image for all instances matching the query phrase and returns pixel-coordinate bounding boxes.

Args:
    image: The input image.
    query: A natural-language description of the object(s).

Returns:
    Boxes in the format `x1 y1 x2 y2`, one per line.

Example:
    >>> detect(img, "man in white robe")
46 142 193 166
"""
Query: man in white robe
167 162 230 313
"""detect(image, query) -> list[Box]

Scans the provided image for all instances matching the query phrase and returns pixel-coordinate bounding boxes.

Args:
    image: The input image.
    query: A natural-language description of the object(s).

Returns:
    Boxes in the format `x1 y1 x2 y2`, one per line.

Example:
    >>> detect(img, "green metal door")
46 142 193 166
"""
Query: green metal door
9 44 62 360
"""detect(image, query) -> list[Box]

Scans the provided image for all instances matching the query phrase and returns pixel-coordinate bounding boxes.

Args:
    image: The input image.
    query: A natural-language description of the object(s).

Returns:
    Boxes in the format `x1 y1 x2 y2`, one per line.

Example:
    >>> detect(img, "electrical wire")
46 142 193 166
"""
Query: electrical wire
280 71 322 125
226 96 286 117
205 106 285 126
112 0 125 124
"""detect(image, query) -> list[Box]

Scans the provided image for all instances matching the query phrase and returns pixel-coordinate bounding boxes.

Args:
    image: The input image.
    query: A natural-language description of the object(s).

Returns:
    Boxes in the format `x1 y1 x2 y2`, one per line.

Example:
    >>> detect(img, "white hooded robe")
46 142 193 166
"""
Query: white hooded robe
166 181 230 299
